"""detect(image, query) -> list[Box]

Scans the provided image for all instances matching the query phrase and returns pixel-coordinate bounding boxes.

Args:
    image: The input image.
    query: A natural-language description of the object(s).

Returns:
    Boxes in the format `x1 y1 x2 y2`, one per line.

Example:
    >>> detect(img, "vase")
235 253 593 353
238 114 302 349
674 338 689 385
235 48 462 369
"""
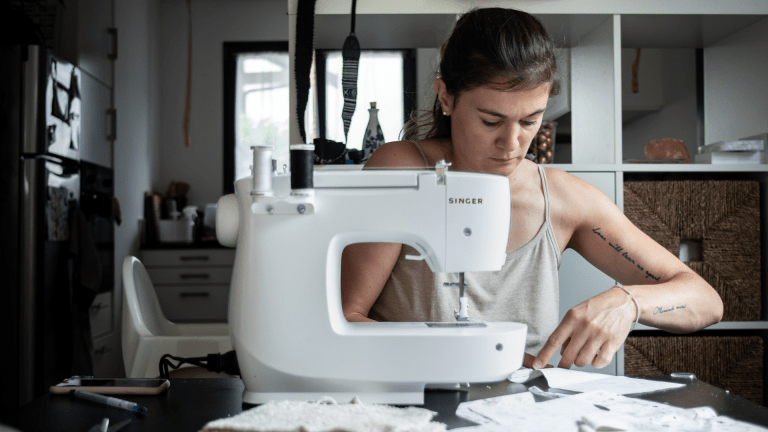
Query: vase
362 102 385 161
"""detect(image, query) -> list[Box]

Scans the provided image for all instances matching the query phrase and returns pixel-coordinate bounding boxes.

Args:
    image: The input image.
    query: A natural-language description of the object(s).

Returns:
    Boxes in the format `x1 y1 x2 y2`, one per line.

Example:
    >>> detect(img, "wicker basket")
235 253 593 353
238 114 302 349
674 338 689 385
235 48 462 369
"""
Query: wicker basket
624 181 761 320
625 336 764 405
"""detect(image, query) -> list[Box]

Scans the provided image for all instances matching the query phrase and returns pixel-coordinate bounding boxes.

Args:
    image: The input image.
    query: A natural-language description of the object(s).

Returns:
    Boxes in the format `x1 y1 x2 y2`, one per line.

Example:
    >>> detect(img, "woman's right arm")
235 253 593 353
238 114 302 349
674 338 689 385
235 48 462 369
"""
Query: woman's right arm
341 243 402 322
340 141 429 322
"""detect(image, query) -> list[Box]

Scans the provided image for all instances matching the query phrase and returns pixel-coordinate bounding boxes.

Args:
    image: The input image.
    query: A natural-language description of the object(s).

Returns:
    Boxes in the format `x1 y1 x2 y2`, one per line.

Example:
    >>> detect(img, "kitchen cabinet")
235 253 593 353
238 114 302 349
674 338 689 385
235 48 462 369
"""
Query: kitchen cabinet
77 0 115 87
79 72 113 167
140 249 236 323
307 0 768 402
79 0 117 375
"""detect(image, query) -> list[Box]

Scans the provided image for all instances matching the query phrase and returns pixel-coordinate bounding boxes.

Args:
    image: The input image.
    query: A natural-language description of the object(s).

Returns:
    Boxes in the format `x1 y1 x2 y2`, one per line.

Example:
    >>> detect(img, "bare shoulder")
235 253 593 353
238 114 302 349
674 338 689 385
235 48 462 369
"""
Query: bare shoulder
543 167 619 233
543 167 614 203
364 140 426 168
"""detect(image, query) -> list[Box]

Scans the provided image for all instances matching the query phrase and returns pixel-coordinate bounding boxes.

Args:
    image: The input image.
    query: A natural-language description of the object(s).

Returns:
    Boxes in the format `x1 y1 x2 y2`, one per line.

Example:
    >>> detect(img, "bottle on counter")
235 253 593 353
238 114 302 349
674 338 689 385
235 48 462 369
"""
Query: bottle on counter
362 102 385 162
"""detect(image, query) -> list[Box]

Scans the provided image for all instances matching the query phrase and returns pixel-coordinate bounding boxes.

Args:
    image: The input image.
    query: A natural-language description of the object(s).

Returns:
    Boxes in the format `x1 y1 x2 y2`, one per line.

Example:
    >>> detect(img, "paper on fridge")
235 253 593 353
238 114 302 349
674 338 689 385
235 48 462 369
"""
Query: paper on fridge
509 367 685 394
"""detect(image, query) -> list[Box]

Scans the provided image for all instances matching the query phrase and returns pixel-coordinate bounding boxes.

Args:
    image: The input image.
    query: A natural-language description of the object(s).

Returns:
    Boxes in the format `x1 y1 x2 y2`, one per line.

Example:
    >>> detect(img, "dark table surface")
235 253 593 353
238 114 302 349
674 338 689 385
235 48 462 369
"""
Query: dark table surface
7 376 768 431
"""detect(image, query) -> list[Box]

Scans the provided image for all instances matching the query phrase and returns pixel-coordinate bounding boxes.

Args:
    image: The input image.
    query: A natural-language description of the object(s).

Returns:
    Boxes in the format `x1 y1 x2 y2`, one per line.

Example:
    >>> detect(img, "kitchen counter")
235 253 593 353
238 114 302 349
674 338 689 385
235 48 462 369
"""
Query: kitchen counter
141 240 228 250
8 376 768 431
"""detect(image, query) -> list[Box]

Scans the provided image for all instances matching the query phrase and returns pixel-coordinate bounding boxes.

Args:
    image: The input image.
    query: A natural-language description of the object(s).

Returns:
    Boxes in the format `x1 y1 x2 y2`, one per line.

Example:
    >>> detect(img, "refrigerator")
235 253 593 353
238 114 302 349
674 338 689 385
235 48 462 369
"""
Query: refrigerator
0 44 112 415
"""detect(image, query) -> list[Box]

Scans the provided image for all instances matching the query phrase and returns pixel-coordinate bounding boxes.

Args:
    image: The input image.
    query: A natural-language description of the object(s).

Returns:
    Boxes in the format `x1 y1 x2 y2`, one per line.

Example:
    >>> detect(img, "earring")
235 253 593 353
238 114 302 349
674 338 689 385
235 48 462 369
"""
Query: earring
443 111 449 116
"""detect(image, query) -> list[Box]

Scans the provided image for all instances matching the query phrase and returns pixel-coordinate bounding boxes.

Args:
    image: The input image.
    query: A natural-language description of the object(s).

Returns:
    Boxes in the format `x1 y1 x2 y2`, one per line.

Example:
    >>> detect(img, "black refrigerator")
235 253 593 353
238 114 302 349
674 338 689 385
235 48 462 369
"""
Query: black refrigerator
0 44 112 417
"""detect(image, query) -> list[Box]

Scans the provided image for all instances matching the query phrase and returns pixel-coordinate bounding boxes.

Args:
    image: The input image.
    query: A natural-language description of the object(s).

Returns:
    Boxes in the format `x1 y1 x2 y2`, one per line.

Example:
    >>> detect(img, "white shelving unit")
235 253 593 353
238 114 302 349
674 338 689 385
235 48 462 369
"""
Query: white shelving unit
293 0 768 398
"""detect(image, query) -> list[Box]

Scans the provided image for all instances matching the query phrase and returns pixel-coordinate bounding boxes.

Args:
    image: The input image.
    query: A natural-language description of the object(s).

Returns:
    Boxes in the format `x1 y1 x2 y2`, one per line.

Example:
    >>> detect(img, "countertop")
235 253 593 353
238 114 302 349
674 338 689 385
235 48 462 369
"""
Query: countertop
7 376 768 431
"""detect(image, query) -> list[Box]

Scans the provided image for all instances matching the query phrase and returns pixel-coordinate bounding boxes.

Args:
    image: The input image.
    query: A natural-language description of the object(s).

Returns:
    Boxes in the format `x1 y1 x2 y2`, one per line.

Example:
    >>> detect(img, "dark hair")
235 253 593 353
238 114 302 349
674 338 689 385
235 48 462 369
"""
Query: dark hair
404 8 559 140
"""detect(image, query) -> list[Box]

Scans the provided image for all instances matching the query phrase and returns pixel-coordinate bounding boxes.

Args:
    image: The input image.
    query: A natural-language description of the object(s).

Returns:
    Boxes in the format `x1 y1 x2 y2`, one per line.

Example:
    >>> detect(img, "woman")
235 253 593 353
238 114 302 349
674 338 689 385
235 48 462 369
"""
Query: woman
341 8 723 370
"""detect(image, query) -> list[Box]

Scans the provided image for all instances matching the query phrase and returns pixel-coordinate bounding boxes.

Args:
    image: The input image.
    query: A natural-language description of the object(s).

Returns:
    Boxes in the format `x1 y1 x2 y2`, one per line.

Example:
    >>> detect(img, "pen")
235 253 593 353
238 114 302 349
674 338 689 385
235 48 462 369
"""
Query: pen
70 389 148 414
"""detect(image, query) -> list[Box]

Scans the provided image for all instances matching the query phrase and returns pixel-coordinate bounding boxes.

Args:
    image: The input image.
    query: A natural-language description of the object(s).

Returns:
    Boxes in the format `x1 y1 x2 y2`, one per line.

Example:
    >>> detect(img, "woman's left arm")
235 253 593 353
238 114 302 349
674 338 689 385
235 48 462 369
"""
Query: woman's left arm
533 171 723 369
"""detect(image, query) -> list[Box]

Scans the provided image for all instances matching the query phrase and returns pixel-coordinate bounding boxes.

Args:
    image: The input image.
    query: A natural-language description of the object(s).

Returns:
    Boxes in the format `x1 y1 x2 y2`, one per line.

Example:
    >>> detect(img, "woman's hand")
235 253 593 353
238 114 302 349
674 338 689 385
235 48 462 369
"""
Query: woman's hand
532 286 636 369
523 353 553 369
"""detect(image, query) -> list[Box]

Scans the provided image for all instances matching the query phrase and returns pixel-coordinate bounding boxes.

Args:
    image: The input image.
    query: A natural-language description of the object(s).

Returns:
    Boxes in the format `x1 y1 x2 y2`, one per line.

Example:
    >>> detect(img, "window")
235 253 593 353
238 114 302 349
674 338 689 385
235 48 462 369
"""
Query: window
224 44 414 194
316 50 416 149
224 42 291 194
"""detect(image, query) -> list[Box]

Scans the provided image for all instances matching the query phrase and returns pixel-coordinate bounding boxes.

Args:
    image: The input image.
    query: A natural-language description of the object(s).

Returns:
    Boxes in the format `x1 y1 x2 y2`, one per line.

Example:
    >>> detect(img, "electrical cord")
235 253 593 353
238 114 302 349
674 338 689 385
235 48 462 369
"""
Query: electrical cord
158 350 240 379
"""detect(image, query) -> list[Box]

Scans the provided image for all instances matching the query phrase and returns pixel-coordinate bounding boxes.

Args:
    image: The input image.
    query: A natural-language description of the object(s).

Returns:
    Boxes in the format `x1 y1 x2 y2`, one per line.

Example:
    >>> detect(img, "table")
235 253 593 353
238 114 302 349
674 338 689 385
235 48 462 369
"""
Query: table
7 376 768 431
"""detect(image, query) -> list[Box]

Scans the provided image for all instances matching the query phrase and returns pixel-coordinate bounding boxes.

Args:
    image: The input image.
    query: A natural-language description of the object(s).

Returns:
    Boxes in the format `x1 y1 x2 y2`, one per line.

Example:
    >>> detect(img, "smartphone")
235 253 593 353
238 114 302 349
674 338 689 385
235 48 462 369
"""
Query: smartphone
49 377 170 395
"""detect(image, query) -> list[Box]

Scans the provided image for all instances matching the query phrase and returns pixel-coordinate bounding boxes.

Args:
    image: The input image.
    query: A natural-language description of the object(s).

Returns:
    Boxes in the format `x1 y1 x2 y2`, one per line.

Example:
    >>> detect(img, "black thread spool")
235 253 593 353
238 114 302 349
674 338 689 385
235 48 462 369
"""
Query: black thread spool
290 143 315 195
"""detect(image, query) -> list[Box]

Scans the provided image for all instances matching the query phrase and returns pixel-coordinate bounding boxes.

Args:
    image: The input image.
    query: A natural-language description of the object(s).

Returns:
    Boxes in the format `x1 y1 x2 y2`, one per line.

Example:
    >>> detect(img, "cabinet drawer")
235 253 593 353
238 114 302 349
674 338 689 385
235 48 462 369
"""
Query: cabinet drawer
155 285 229 322
141 249 235 267
89 291 112 339
146 267 233 285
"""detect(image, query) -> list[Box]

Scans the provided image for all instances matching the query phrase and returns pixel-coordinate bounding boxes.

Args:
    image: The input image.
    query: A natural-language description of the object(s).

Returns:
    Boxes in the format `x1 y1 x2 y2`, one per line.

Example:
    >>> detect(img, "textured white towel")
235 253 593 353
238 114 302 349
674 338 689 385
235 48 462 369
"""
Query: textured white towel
201 397 446 432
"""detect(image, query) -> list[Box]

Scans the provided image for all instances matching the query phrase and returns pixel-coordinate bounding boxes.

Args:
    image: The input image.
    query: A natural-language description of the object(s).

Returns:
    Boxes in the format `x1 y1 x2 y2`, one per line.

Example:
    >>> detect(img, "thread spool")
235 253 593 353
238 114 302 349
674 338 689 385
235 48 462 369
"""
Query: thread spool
290 144 315 196
251 145 274 196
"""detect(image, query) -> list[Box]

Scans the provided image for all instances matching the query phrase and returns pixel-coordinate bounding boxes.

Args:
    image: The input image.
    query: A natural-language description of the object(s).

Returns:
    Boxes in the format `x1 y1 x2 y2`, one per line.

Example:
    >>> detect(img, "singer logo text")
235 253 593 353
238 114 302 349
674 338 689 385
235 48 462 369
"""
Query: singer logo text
448 198 483 204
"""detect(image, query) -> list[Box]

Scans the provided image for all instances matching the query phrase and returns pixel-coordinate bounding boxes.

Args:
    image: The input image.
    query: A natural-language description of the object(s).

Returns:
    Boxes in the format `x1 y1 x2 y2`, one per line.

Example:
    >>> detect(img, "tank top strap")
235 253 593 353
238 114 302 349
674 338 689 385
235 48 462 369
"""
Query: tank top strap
409 140 429 167
537 165 551 222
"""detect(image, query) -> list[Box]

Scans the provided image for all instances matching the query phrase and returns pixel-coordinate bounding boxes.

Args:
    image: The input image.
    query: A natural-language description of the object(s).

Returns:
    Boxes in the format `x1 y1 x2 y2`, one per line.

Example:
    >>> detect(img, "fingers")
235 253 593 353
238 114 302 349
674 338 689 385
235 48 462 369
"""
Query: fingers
593 339 623 369
533 322 573 369
523 353 536 368
557 329 590 369
573 337 603 368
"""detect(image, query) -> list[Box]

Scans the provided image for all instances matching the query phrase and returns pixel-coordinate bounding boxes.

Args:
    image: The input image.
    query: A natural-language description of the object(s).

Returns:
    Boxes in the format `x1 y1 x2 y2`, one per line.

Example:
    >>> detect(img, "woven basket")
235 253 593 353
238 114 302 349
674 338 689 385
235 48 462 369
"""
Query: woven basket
625 336 764 405
624 181 761 320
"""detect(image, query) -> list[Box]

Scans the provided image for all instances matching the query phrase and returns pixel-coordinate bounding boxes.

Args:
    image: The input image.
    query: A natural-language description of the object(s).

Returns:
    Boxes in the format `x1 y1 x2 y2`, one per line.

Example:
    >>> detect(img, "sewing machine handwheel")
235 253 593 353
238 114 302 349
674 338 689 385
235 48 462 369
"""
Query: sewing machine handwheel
216 194 239 247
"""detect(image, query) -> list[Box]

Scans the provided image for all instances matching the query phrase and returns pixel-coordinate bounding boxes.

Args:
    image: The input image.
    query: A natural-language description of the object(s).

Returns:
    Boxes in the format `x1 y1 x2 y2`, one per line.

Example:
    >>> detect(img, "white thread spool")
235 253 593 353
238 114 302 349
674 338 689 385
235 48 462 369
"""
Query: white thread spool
251 145 275 196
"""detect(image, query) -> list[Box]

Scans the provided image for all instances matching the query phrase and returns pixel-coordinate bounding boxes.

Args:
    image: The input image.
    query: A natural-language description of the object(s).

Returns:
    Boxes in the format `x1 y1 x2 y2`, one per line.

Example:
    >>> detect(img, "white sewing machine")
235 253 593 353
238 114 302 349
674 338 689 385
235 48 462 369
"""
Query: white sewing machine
215 145 527 405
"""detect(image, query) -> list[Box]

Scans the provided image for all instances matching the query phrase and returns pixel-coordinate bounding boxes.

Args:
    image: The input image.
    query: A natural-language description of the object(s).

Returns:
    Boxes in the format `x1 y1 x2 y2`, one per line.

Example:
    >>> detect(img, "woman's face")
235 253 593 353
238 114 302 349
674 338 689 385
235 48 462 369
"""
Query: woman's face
437 81 551 177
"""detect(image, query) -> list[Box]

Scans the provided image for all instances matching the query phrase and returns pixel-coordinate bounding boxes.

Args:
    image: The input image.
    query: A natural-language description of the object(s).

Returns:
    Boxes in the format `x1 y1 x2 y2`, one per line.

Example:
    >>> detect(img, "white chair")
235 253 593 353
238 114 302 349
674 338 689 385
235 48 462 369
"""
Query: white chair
122 256 232 378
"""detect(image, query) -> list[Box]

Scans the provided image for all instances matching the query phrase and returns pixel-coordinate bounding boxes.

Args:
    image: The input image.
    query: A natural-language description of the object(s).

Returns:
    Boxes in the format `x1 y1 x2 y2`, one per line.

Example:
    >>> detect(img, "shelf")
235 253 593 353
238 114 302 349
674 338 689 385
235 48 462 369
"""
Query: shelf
549 164 768 173
621 15 767 48
634 322 768 331
620 164 768 173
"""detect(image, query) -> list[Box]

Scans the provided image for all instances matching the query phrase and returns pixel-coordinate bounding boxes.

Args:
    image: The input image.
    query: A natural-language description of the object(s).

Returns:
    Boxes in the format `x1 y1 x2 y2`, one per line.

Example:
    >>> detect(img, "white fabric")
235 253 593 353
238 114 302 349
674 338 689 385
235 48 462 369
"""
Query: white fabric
201 398 446 432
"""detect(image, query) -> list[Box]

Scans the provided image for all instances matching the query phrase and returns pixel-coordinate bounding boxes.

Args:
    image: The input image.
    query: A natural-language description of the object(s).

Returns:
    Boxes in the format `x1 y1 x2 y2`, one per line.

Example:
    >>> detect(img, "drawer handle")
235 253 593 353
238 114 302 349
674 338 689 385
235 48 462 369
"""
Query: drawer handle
180 256 210 262
180 273 210 280
180 292 209 298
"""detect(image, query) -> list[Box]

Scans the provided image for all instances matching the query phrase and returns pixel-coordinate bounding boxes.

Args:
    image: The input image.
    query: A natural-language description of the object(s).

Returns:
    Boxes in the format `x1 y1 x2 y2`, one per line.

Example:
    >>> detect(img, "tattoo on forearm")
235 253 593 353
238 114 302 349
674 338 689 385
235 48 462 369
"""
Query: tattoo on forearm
592 227 661 281
653 305 686 315
592 227 607 241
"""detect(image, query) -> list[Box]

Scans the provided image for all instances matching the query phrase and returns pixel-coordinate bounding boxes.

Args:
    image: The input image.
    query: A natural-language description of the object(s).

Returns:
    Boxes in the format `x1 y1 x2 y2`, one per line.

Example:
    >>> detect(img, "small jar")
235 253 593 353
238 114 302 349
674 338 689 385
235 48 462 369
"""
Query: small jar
531 121 558 164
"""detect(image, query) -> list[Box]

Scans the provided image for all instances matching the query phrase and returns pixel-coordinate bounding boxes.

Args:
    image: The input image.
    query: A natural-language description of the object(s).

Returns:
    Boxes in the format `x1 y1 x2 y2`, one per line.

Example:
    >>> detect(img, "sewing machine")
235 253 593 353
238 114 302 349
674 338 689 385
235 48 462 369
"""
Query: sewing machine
215 145 527 405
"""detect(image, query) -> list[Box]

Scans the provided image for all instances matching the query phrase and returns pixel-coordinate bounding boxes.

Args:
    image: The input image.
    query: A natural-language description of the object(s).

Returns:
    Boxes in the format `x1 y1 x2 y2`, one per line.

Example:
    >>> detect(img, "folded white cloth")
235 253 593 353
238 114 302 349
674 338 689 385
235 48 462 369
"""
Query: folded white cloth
201 397 446 432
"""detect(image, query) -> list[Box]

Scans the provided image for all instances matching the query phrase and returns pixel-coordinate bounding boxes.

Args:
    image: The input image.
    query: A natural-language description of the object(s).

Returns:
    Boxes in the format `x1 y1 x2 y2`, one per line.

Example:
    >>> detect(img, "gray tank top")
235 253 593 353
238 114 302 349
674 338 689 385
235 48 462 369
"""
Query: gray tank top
368 141 561 355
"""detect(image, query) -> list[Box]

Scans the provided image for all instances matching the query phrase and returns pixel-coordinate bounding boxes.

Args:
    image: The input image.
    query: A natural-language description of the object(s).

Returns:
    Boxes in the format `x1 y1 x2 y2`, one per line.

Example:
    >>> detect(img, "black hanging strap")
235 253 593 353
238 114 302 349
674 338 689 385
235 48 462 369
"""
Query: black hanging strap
341 0 360 144
295 0 317 143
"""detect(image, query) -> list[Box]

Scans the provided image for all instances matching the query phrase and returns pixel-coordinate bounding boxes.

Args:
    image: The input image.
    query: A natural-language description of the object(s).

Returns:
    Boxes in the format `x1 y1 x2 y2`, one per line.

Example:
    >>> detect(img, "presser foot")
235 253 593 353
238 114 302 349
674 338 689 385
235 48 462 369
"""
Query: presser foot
454 310 470 321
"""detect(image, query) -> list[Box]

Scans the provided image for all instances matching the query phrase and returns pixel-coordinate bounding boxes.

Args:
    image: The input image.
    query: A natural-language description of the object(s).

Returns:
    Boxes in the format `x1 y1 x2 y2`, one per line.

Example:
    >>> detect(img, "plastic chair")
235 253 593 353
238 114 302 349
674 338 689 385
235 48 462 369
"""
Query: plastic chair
122 256 232 378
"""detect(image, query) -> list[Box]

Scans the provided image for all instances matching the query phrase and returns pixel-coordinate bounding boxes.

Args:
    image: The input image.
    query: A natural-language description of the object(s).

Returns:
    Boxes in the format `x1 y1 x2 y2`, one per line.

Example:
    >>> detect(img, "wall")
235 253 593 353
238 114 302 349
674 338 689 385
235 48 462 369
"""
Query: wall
416 48 439 116
704 16 768 144
157 0 288 207
114 0 162 373
622 49 698 160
